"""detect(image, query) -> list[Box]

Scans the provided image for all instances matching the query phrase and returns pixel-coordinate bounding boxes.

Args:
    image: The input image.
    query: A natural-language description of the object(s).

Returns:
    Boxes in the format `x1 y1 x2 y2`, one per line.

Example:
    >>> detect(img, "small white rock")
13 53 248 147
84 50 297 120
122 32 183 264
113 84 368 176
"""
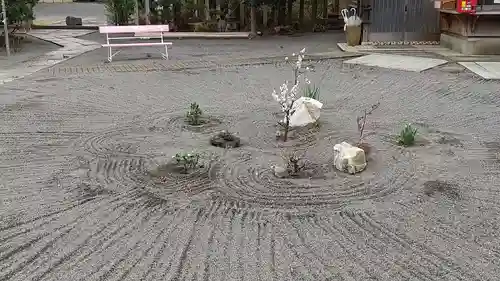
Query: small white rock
273 165 289 178
333 142 367 174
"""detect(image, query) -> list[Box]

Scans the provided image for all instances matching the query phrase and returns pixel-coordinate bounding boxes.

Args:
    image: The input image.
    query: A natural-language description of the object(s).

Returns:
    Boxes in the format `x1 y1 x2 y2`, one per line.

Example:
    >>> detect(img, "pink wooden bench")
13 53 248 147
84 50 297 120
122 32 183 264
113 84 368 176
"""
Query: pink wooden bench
98 25 173 62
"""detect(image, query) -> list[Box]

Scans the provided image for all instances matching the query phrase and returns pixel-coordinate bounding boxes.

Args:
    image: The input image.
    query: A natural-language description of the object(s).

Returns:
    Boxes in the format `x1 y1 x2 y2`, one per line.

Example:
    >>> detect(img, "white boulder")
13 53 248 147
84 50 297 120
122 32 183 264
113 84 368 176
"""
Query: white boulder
333 142 367 174
289 97 323 127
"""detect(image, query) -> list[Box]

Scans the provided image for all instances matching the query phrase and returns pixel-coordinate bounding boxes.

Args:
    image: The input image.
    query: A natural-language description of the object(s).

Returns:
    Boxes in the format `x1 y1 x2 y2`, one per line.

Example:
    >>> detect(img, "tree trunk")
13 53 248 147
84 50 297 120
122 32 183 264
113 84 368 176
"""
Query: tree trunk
298 0 304 27
145 0 150 24
240 2 245 28
273 6 278 26
283 113 290 142
205 0 210 20
250 5 257 35
134 0 139 24
311 0 317 30
278 0 286 25
263 5 269 27
287 0 293 25
172 3 181 29
323 0 328 19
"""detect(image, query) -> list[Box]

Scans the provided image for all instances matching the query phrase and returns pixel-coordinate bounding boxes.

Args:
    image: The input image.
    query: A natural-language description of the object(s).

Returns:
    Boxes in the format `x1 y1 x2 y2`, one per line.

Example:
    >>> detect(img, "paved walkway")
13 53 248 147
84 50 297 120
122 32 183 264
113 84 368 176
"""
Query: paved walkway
0 30 100 84
1 33 500 281
458 62 500 79
338 42 500 79
1 31 351 84
344 53 448 72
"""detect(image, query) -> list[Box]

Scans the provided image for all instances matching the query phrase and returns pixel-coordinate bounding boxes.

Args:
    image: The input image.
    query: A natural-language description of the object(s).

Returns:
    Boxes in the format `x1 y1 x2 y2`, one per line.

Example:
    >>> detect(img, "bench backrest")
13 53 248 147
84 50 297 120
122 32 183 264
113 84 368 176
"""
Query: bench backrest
99 25 170 34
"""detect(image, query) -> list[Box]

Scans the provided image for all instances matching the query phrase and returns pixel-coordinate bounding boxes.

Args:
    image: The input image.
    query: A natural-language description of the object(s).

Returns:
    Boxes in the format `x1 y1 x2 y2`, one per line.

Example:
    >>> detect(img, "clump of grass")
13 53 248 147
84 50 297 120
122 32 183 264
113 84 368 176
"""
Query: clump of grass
397 123 418 146
303 84 320 100
186 103 203 125
173 152 200 173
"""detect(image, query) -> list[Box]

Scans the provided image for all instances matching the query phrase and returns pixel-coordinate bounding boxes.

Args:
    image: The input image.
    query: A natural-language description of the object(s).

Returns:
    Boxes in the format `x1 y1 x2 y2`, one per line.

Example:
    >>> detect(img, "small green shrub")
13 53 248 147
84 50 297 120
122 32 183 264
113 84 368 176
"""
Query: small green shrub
398 123 418 146
313 24 327 32
186 102 203 125
303 84 320 100
105 0 136 25
4 0 38 25
173 152 200 173
194 22 213 32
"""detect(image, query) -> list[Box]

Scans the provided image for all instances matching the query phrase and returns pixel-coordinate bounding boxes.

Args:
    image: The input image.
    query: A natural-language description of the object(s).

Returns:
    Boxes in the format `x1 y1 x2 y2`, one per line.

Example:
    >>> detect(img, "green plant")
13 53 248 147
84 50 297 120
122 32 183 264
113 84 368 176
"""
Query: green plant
193 22 214 32
3 0 38 25
303 84 320 100
398 123 418 146
105 0 136 25
186 102 203 125
313 24 327 32
173 152 200 173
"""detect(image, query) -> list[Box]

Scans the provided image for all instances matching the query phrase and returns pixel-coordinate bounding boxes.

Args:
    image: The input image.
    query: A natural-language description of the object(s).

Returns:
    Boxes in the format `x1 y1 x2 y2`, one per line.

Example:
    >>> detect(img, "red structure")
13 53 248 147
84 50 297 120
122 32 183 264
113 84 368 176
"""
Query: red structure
439 0 500 54
456 0 477 13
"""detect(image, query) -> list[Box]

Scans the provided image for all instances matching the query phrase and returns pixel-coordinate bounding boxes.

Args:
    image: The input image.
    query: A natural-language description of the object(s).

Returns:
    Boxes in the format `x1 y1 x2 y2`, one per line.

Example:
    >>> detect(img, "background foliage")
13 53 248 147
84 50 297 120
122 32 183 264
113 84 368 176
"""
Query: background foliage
1 0 39 24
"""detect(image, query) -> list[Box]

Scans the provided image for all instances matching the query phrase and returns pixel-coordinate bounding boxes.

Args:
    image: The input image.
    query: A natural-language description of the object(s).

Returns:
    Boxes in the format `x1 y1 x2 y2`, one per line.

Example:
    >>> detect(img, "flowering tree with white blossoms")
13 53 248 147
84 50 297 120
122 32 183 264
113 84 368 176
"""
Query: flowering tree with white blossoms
272 48 310 142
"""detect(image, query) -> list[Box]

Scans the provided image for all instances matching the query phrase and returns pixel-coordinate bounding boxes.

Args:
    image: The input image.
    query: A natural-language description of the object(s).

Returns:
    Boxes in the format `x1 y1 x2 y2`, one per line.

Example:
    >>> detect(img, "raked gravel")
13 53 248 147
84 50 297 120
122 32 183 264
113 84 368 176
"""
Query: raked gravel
1 59 500 281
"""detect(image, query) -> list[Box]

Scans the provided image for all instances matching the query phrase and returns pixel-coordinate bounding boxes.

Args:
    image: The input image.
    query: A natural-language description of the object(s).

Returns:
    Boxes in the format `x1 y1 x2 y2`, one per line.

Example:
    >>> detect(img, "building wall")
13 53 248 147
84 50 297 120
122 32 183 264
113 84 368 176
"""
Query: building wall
362 0 440 42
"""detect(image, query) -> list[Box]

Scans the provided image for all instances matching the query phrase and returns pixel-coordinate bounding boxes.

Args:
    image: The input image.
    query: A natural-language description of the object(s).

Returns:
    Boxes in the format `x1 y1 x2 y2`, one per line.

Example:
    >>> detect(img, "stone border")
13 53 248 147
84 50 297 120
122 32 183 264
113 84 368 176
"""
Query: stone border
44 54 362 76
38 0 74 3
31 25 99 30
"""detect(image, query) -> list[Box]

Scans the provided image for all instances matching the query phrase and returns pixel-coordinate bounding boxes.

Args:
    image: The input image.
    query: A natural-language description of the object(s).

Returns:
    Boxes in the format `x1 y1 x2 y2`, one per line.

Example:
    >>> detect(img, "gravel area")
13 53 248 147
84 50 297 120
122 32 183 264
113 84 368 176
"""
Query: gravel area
60 32 348 66
1 49 500 281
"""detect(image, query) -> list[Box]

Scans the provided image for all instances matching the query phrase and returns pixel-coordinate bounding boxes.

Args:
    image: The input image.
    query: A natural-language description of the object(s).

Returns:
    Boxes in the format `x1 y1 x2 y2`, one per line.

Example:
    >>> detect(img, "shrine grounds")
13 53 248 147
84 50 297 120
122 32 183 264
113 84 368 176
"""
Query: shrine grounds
1 33 500 281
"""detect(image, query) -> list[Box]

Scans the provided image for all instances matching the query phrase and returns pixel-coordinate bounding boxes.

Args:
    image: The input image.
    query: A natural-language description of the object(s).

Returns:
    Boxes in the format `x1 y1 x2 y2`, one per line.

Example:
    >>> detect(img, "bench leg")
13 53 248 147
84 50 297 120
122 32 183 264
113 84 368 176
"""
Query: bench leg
108 46 112 62
106 47 122 62
162 45 169 60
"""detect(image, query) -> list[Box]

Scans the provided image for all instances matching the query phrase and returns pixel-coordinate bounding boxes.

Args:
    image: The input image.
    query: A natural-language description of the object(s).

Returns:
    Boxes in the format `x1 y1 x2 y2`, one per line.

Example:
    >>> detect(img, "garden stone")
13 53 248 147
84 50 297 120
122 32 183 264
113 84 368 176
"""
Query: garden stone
289 97 323 127
273 165 289 178
275 130 283 139
66 16 83 26
210 131 241 148
333 142 367 174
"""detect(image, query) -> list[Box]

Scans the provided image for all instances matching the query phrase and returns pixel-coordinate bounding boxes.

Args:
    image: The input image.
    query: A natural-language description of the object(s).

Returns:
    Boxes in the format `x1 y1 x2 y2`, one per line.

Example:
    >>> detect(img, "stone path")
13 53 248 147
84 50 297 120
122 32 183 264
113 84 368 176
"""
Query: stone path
343 53 448 72
1 35 500 281
338 42 500 78
459 62 500 80
0 30 100 84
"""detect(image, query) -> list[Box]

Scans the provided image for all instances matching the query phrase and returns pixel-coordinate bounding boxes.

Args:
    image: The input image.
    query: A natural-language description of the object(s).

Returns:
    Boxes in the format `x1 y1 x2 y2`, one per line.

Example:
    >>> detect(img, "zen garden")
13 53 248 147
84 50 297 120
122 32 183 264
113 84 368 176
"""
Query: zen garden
150 49 421 194
2 0 500 278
